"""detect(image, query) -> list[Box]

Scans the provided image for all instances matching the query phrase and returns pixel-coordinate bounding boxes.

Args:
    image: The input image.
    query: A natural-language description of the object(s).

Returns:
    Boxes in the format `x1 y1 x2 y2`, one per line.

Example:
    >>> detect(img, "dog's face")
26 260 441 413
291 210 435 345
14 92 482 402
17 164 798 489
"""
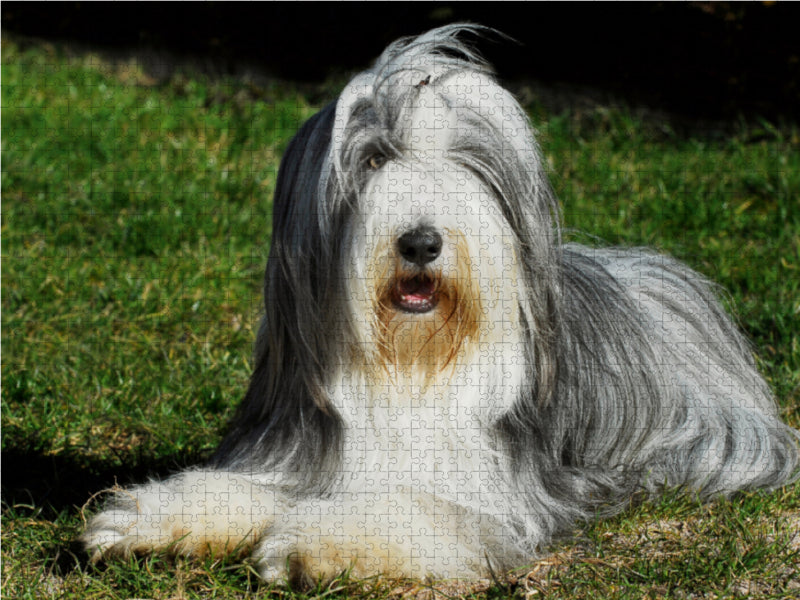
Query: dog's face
264 29 560 404
355 158 510 379
332 68 533 384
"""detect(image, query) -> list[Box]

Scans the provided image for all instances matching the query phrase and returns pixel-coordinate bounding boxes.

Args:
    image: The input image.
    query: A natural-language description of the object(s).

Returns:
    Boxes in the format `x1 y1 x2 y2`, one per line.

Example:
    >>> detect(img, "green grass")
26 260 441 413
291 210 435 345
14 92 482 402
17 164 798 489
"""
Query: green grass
2 38 799 599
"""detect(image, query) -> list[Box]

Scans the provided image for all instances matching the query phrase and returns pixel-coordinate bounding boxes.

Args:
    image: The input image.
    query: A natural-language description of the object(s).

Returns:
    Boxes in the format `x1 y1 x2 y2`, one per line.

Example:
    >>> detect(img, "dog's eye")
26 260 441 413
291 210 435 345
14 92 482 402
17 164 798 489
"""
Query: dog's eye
367 154 387 170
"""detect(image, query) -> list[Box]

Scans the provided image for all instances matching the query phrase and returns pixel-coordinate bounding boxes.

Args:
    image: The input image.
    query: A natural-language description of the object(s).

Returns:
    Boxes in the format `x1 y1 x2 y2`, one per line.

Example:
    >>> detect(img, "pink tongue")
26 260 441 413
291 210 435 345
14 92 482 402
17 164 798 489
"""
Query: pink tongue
398 277 434 299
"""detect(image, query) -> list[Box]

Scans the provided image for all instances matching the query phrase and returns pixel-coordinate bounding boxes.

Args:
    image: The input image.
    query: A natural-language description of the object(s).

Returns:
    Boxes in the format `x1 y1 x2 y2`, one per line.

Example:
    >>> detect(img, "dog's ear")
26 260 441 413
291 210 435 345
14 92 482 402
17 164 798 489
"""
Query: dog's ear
271 101 336 230
211 102 343 477
263 100 339 403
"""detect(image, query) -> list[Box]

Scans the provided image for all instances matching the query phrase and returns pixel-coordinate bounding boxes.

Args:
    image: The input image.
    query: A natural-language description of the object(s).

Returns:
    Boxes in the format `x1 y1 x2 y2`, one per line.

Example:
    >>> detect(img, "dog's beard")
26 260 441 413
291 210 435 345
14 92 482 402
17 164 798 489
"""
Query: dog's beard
360 233 484 386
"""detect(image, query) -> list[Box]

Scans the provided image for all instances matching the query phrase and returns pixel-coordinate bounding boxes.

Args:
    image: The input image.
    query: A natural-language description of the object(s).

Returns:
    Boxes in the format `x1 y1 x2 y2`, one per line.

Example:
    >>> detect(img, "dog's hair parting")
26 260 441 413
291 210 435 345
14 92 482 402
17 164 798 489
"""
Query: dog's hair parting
82 24 800 584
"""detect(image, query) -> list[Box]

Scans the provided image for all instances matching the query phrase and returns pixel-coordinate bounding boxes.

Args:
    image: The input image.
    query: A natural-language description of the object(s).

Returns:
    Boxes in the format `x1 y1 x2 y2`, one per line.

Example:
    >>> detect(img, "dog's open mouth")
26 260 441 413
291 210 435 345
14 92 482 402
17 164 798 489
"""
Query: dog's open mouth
391 274 439 313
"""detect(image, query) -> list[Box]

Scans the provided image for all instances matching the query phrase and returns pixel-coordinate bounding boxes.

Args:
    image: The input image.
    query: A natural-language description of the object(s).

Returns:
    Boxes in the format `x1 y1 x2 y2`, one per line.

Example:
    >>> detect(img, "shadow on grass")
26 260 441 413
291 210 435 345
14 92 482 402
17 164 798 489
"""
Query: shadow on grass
1 443 208 518
1 443 212 577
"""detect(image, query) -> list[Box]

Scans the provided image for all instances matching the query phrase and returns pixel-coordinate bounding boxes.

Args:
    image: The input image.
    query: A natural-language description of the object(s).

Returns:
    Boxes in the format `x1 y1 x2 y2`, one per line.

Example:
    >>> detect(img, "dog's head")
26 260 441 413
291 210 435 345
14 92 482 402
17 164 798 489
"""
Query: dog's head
214 24 565 468
264 24 560 392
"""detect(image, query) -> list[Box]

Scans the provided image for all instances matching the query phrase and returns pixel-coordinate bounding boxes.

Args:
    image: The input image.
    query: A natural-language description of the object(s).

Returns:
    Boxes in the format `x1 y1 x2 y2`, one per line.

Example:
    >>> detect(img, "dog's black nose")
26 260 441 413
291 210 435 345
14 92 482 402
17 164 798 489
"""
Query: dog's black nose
397 227 442 267
397 227 443 266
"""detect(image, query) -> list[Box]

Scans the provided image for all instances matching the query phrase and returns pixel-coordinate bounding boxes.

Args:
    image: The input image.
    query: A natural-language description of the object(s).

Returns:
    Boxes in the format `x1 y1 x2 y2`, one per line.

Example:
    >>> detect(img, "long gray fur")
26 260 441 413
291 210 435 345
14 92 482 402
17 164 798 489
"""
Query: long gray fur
83 24 799 582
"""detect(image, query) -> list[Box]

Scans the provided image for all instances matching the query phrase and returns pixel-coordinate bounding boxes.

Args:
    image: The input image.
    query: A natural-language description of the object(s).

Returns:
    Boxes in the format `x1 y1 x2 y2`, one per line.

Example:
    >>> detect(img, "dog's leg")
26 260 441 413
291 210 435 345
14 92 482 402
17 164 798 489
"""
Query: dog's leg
82 470 285 560
252 490 519 585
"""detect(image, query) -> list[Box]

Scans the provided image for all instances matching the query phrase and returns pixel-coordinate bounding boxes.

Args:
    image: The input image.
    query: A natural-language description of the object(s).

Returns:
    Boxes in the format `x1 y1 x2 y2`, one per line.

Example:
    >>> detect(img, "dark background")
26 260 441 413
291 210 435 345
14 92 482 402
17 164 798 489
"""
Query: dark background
3 1 800 121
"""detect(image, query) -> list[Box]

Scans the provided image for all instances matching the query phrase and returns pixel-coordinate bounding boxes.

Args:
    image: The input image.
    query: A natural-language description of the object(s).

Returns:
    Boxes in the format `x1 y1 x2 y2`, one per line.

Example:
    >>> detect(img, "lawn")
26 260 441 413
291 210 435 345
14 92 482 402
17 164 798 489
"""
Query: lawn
2 37 799 599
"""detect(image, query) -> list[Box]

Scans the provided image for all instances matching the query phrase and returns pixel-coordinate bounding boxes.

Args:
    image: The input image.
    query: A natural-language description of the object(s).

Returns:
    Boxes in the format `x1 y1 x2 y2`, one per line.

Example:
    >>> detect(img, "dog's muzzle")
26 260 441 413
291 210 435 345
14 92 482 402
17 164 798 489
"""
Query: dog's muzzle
391 227 443 314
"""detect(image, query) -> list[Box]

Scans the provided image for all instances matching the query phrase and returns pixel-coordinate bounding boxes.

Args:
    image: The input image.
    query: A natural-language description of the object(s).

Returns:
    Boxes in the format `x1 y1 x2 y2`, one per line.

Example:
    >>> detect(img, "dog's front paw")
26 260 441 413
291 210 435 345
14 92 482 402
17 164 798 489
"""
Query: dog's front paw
250 493 501 586
252 495 419 586
81 470 282 561
81 495 173 561
252 516 414 588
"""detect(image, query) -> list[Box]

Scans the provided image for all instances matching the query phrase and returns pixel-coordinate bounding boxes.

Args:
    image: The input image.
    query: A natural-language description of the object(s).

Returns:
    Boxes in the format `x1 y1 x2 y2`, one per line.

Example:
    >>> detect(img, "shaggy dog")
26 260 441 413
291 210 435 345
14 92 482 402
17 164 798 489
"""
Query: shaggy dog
82 25 799 585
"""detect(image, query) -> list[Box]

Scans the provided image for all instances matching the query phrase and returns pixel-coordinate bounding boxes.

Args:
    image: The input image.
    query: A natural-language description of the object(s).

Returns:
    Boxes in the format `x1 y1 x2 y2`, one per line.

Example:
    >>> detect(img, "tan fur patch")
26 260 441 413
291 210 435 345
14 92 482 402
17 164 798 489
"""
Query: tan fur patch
371 234 482 386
